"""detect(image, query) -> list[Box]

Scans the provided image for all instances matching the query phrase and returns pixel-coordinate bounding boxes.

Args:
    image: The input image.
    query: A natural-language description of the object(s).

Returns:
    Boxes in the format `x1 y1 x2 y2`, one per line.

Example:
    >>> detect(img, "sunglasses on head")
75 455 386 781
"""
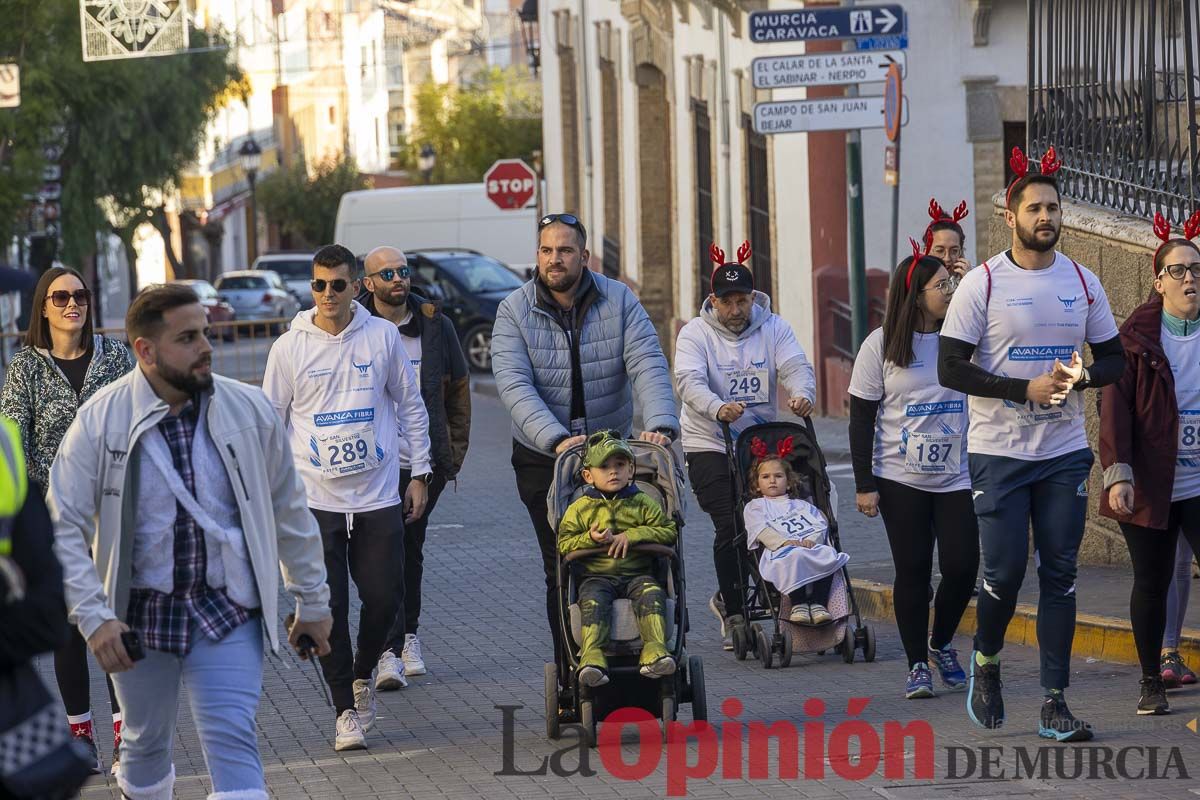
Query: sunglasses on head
586 429 622 446
310 279 351 294
47 289 91 308
367 266 411 282
539 213 587 238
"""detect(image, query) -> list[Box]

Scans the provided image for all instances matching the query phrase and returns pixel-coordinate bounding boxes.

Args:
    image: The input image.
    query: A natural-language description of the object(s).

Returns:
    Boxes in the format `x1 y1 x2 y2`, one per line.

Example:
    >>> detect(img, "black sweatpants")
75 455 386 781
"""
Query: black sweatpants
1119 496 1200 677
385 470 449 653
511 441 565 669
312 505 404 714
875 477 980 668
55 628 120 718
685 451 745 618
788 575 834 606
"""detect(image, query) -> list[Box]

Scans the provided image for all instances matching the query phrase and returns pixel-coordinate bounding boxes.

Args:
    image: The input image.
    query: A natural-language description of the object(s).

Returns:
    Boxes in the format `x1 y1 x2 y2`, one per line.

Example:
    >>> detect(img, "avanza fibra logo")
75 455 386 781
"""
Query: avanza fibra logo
905 400 964 417
314 408 375 427
1008 345 1075 362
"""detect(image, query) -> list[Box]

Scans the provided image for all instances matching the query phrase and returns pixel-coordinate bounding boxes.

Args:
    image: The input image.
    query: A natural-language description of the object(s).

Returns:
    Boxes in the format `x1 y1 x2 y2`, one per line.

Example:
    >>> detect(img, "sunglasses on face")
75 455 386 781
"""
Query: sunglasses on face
47 289 91 308
310 279 351 294
367 266 411 282
1162 263 1200 281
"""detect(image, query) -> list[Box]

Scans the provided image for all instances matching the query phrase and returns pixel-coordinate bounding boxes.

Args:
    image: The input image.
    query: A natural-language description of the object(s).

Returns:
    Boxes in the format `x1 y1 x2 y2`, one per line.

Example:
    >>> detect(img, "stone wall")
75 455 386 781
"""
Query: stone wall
985 196 1161 566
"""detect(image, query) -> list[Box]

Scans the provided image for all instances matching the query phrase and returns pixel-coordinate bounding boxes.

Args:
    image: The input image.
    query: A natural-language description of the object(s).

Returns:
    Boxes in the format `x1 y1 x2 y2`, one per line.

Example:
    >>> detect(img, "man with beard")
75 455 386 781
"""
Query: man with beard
357 245 471 686
48 284 333 799
263 244 431 751
938 148 1125 742
673 243 815 646
491 213 679 675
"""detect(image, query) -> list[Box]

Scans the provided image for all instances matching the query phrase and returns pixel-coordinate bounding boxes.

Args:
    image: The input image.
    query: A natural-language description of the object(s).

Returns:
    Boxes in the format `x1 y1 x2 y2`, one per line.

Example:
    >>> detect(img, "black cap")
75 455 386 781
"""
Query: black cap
711 263 754 297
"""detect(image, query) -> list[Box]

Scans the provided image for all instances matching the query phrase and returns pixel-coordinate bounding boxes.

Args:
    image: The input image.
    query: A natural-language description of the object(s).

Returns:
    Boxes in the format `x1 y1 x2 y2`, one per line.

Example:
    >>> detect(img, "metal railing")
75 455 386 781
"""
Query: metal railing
1029 0 1200 219
829 297 885 360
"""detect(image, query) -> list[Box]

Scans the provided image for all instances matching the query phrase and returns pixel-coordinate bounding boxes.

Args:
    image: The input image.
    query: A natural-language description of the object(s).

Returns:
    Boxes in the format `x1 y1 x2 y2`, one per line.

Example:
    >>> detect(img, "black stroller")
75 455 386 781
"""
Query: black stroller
543 439 706 744
721 419 876 668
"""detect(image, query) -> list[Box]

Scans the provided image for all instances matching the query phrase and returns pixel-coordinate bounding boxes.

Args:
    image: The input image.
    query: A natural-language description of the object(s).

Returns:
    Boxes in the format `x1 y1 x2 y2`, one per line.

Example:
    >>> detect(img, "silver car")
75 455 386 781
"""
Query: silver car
252 252 315 310
213 270 301 334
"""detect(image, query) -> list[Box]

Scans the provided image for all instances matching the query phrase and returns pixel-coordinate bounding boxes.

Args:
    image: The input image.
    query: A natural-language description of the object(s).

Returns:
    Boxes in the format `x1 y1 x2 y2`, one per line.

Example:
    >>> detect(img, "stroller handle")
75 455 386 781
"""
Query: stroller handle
562 543 678 564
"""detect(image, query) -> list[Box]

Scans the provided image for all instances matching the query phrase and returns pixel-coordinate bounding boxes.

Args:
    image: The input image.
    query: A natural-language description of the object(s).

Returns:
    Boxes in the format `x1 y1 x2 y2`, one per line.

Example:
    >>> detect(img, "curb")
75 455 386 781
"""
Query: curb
850 578 1200 668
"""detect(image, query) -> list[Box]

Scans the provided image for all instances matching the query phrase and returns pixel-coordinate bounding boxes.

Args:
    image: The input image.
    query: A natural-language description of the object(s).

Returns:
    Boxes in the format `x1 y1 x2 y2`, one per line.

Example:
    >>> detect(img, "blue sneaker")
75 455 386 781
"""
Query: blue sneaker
928 644 967 689
967 651 1004 729
905 663 935 699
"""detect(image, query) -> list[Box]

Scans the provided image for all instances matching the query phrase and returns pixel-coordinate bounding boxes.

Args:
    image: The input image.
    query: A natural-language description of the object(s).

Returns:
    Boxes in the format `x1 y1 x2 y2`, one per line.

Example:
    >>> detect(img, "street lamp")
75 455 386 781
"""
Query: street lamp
418 143 436 184
518 0 539 76
238 137 262 264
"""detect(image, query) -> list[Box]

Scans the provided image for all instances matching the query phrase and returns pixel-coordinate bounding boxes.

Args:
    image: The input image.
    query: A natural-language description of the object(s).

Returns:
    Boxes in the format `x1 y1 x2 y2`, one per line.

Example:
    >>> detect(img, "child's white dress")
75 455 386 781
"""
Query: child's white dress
743 496 849 595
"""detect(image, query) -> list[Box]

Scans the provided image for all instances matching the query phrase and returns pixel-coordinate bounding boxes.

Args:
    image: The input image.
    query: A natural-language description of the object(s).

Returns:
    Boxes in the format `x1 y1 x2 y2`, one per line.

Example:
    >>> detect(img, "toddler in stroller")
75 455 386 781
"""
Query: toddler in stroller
557 431 678 687
743 436 849 627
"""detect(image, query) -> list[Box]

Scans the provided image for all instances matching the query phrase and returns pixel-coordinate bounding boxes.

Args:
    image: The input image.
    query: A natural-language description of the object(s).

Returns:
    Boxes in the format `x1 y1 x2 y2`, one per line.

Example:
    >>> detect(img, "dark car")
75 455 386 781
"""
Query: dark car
173 279 236 341
405 250 524 373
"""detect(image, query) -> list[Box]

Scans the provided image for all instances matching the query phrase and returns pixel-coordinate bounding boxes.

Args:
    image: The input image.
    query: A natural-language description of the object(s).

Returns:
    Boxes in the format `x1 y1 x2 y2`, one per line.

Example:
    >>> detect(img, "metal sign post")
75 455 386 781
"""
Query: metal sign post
884 63 903 273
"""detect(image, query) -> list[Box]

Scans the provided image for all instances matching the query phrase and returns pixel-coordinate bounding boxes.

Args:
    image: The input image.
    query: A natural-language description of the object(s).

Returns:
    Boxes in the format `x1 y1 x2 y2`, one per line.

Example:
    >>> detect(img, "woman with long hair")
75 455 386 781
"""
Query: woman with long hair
848 233 979 700
0 266 134 773
1099 212 1200 716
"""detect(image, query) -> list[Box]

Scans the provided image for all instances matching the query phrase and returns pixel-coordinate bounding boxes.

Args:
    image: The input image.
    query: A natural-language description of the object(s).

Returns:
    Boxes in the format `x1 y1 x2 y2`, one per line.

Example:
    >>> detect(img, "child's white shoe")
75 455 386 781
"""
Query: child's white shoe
578 666 609 687
809 604 832 625
788 604 812 625
639 655 677 678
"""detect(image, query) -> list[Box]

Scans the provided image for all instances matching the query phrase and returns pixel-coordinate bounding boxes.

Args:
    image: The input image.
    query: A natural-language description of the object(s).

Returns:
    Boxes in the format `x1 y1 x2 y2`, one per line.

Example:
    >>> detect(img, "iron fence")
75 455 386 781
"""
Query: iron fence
1029 0 1200 220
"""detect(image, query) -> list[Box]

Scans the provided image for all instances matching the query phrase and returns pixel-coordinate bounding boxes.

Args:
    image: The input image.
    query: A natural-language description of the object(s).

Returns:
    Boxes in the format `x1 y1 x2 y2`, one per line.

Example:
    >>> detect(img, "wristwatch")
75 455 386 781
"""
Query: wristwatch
413 472 434 485
1074 367 1091 391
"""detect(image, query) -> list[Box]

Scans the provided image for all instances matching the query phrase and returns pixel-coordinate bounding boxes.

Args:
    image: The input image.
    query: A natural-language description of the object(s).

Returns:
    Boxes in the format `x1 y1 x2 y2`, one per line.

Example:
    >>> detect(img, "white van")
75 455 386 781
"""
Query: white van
334 183 538 270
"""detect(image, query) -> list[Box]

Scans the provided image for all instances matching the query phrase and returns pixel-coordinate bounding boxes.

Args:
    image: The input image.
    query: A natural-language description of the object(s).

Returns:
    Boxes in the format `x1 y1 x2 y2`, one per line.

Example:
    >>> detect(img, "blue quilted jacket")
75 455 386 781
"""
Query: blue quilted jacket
491 271 680 455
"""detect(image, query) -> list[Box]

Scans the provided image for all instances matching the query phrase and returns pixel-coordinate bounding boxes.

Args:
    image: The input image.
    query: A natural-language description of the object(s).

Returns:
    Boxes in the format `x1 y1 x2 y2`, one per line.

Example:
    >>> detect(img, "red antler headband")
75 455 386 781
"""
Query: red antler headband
922 198 970 252
1151 210 1200 273
1005 145 1062 207
750 436 794 461
709 240 753 292
904 237 926 291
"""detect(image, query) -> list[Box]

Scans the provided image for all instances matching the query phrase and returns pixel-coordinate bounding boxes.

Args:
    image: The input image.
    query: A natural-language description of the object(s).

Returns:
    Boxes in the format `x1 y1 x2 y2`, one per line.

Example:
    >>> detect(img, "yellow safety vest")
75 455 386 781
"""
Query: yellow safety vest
0 416 28 556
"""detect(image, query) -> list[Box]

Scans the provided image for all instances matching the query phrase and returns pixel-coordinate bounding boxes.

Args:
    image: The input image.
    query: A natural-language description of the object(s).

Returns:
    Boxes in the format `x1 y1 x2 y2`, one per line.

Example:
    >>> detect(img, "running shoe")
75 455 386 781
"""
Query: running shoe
709 593 733 649
1160 651 1197 688
352 678 376 732
1137 675 1170 716
1038 695 1094 742
375 649 409 691
788 604 812 625
808 604 832 625
639 655 677 679
577 665 609 687
334 710 366 751
966 652 1004 729
928 643 968 689
401 633 427 676
905 663 935 699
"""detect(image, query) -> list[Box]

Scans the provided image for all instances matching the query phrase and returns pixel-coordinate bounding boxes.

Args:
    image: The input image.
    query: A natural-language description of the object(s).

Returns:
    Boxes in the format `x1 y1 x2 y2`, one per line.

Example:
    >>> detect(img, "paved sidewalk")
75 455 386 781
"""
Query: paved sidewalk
56 391 1200 799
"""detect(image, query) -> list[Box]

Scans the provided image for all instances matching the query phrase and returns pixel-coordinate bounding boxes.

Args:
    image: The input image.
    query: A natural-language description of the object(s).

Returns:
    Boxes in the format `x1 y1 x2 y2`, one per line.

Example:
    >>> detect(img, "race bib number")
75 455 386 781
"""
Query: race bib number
1013 398 1077 427
727 367 770 405
315 426 381 479
904 432 962 475
1179 411 1200 462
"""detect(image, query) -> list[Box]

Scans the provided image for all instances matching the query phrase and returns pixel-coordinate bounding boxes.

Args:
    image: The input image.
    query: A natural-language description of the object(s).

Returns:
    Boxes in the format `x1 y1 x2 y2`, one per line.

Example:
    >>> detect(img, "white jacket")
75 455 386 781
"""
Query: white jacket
47 368 331 654
263 302 431 513
675 292 816 453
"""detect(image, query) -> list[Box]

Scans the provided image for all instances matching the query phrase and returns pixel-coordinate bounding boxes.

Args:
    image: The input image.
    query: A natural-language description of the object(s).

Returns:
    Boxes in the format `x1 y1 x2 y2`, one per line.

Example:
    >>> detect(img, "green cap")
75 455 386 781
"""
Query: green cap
583 430 635 468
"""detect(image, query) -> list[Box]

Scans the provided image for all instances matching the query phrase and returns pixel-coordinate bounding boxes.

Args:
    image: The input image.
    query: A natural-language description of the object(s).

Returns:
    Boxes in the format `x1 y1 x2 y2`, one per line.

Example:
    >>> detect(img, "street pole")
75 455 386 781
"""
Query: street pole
888 130 901 271
844 0 869 354
247 171 258 264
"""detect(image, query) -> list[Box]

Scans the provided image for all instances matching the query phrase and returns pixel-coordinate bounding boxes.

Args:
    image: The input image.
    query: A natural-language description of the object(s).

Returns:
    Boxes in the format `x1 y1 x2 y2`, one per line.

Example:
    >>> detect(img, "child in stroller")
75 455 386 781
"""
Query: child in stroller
557 431 678 688
743 436 850 627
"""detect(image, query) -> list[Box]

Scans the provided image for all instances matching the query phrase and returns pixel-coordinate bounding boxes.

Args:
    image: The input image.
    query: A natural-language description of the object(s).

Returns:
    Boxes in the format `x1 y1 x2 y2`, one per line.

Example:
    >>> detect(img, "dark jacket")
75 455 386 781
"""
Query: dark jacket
358 290 472 478
0 486 68 671
1098 295 1180 529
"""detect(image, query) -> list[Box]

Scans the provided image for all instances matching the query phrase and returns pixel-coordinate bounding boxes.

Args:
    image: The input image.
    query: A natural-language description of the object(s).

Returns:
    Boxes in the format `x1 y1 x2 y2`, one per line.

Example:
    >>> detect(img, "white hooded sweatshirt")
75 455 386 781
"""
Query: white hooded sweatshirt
263 301 431 513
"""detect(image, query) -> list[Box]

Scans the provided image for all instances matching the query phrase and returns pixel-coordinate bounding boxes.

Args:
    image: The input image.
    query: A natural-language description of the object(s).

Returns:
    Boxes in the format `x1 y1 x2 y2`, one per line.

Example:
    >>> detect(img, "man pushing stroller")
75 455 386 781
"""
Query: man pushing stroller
558 431 678 687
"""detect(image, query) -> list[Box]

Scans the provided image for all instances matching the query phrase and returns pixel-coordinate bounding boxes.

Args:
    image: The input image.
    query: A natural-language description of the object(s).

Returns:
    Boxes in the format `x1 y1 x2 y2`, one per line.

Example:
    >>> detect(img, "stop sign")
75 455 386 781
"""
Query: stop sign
484 159 537 210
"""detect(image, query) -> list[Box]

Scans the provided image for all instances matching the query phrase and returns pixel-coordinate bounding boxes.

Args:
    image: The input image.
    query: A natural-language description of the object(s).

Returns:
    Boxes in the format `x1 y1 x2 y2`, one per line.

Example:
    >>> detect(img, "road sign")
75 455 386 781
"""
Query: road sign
751 50 905 90
484 159 537 210
0 63 18 108
749 5 904 44
884 63 903 142
855 34 908 51
884 145 899 186
753 95 909 135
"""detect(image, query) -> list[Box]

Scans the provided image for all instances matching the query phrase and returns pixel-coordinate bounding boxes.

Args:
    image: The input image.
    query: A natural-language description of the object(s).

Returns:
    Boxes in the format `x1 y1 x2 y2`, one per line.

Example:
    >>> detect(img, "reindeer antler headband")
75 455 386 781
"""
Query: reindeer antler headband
1152 210 1200 273
750 435 794 461
922 198 969 251
709 240 753 292
1005 145 1062 207
904 237 930 291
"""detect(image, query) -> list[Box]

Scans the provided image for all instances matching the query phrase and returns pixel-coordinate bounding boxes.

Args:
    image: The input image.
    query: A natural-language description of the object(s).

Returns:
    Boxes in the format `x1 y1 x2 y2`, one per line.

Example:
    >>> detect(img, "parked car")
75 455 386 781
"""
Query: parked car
172 279 236 341
252 251 315 309
405 249 525 373
213 270 300 334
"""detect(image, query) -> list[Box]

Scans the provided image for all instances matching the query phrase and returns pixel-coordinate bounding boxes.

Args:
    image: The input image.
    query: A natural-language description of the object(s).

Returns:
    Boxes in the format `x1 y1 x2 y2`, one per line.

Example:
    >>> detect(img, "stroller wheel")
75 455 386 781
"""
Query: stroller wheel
732 625 750 661
661 697 676 742
841 626 856 664
688 656 707 722
544 662 561 740
753 624 774 669
862 625 877 662
778 627 793 669
579 700 596 748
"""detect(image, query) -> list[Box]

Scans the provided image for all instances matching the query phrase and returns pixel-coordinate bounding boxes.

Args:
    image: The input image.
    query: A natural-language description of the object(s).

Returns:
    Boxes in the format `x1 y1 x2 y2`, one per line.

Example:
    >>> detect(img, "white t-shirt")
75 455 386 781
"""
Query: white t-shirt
848 328 970 492
396 324 424 470
940 251 1119 460
1163 325 1200 501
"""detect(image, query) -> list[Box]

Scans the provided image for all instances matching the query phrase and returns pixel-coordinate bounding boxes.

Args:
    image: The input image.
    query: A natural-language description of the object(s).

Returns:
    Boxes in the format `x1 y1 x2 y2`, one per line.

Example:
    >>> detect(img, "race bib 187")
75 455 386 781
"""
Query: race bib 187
903 432 962 474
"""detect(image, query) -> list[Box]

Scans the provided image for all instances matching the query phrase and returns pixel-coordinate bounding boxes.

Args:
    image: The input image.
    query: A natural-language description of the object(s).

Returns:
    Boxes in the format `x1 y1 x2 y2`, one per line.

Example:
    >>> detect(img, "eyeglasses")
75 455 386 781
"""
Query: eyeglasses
310 279 351 294
366 266 411 282
1162 263 1200 281
47 289 91 308
918 277 959 297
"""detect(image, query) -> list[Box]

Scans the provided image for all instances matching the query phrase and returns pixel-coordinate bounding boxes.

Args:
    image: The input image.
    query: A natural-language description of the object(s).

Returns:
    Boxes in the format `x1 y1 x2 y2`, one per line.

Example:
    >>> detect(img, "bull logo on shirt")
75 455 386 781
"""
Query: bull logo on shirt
352 358 373 377
1058 295 1079 310
106 446 126 465
751 359 766 369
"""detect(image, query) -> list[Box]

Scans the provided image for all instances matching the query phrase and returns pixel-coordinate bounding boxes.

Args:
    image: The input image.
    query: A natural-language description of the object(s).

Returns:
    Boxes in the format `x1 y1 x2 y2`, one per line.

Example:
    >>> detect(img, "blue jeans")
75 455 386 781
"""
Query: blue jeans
969 447 1094 690
111 619 266 799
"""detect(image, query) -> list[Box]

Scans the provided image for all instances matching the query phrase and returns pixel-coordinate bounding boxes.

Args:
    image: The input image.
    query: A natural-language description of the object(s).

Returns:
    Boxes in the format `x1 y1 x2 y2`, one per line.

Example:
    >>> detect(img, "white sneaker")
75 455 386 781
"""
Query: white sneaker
809 604 832 625
401 634 427 676
334 710 366 751
375 650 409 691
352 678 376 732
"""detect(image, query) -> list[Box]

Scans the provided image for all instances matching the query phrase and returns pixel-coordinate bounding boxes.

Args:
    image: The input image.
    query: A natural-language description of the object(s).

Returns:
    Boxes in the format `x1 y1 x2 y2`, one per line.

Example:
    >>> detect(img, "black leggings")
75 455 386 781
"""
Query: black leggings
876 478 980 667
1119 496 1200 677
788 575 833 606
54 628 119 719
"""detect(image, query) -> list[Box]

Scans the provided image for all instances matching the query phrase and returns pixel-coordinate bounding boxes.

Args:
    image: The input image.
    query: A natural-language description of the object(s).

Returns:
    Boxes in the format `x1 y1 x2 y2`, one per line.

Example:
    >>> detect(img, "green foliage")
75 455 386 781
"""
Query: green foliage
255 154 369 247
0 0 241 263
399 67 542 183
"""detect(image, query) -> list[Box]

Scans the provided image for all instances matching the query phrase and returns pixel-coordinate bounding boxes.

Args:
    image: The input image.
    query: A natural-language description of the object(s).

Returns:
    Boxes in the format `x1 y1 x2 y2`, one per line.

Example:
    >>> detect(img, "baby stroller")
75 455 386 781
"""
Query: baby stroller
543 439 707 745
721 419 876 668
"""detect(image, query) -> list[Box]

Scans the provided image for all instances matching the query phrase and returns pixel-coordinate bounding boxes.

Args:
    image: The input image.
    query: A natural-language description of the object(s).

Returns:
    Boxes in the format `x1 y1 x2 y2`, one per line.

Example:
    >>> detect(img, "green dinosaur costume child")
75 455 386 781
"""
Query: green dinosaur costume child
558 431 678 687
